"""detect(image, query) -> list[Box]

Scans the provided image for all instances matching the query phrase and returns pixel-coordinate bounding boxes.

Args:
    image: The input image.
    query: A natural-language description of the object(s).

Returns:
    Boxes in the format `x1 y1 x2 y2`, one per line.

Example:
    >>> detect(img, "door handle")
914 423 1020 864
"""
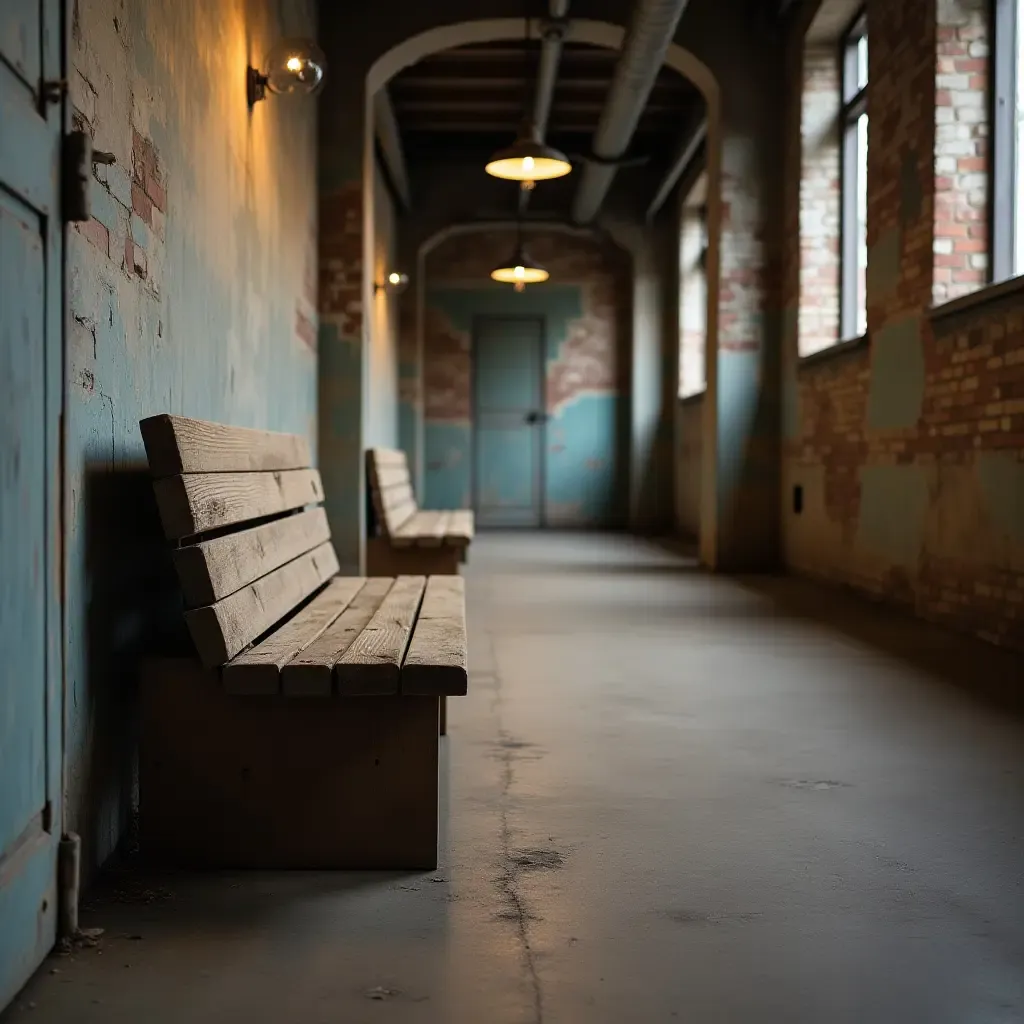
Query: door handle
524 411 548 425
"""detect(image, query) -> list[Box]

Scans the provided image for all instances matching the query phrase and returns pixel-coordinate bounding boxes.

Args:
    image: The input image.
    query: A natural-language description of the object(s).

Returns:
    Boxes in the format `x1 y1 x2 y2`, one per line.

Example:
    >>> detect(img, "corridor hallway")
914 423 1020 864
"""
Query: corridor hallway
5 533 1024 1023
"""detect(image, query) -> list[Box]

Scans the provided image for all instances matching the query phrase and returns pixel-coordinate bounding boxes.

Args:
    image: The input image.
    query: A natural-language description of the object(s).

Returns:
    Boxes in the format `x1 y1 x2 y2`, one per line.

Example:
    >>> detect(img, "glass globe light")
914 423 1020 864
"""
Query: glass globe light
248 38 326 105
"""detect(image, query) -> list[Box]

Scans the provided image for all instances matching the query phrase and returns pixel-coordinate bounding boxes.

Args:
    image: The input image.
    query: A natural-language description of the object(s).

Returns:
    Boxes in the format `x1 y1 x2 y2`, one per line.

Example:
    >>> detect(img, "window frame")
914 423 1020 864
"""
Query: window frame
992 0 1021 282
839 9 868 341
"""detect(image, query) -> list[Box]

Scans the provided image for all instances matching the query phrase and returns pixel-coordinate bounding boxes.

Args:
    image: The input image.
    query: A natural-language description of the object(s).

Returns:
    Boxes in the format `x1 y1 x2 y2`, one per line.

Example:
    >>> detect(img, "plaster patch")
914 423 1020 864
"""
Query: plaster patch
867 315 924 430
857 464 930 567
866 226 902 302
976 452 1024 547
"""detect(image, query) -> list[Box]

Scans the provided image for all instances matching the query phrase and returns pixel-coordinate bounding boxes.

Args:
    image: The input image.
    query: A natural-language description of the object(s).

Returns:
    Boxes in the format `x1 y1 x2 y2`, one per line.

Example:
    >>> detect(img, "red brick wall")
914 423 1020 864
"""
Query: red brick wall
781 0 1024 652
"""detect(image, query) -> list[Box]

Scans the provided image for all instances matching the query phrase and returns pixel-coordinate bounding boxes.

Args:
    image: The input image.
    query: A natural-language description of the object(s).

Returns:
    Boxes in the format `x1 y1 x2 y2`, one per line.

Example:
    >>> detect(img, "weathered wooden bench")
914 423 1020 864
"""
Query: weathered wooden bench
137 414 468 870
365 447 474 576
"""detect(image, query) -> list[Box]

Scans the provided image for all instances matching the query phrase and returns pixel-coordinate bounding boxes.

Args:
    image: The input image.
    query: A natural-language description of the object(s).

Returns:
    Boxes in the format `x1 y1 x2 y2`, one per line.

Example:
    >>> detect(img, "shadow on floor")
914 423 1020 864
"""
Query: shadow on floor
735 573 1024 716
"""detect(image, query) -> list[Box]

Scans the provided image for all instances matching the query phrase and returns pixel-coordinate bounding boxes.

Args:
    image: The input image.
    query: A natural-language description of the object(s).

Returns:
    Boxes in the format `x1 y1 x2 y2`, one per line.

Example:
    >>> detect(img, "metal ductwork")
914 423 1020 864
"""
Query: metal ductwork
519 0 570 213
570 0 690 224
533 0 570 136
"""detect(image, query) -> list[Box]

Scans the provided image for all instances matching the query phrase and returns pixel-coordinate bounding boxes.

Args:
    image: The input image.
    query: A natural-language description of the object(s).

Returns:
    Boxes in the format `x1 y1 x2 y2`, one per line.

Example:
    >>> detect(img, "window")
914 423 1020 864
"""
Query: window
994 0 1024 280
840 12 868 339
679 173 707 398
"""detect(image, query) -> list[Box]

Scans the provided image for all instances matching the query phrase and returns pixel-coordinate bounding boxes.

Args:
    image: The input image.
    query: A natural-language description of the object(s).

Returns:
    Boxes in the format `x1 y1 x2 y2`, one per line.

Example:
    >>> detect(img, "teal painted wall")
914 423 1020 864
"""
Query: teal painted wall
65 0 318 876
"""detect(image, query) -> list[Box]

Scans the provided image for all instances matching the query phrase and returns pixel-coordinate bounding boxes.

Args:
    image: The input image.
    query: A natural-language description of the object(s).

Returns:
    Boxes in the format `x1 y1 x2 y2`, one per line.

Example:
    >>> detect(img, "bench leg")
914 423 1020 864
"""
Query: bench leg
439 696 447 737
140 658 439 870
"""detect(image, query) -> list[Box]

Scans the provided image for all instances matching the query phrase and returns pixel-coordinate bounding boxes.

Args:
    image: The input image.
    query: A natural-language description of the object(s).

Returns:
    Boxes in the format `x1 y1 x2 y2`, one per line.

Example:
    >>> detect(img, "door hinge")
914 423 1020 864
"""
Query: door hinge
62 130 92 223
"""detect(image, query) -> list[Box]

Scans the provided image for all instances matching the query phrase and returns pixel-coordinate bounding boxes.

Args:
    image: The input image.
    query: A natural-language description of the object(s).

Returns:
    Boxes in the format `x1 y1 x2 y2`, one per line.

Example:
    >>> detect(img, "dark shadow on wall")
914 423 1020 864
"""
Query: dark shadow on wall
78 461 188 872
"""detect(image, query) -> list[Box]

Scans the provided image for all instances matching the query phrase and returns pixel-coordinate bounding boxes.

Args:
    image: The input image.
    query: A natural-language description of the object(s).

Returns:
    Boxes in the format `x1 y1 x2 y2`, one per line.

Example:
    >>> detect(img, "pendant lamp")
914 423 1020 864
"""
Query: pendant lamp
490 225 549 292
485 120 572 185
484 1 571 186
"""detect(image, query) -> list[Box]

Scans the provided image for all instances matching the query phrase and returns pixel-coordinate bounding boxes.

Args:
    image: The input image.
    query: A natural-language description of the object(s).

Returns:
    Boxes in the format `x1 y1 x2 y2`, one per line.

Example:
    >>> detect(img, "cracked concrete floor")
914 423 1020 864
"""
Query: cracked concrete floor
5 532 1024 1023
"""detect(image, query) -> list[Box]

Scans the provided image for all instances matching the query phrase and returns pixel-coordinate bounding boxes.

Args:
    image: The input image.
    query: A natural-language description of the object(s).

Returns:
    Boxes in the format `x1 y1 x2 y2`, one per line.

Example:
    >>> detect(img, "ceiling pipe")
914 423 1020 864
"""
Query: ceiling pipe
519 0 571 214
570 0 690 225
645 116 707 221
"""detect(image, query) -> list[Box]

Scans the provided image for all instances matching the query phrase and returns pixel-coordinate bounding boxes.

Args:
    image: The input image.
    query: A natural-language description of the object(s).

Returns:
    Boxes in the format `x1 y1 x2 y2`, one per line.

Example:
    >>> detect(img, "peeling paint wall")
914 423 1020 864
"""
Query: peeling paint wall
66 0 318 875
421 230 631 527
780 0 1024 651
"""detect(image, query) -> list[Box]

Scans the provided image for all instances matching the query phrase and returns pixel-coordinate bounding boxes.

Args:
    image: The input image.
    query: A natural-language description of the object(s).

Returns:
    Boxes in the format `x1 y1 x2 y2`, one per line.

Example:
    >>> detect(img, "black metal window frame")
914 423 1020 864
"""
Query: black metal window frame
992 0 1021 281
840 9 868 341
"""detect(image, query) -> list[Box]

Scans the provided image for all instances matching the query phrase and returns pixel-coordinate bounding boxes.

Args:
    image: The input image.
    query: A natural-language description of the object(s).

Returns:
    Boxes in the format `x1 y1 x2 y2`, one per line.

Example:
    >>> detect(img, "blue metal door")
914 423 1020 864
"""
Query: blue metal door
473 316 544 527
0 0 64 1006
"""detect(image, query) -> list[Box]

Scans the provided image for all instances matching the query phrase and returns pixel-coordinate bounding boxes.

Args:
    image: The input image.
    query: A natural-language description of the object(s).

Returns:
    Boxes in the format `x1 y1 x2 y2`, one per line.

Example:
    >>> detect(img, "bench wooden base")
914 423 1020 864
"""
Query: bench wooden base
139 659 440 870
365 536 464 577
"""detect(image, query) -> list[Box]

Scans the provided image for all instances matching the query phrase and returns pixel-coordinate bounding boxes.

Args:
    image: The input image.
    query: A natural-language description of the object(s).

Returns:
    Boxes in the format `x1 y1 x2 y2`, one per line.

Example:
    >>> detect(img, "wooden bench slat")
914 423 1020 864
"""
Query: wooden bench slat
377 481 415 512
402 577 468 696
335 575 426 695
222 576 366 695
281 578 394 696
141 414 310 476
184 541 339 667
384 499 418 537
153 468 324 539
173 507 331 606
392 510 448 548
373 465 411 490
370 448 409 469
444 509 475 546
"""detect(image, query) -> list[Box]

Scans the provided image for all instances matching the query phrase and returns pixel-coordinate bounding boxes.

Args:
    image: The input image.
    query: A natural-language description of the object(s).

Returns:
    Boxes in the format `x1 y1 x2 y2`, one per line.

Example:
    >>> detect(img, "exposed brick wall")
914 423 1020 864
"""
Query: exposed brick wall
799 47 841 355
781 0 1024 653
932 0 989 304
319 182 363 337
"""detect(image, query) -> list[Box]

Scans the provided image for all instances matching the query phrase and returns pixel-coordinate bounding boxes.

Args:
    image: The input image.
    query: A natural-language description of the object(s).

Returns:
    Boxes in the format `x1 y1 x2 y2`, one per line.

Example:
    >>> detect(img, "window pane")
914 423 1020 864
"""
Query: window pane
857 32 868 90
1016 0 1024 274
856 111 869 336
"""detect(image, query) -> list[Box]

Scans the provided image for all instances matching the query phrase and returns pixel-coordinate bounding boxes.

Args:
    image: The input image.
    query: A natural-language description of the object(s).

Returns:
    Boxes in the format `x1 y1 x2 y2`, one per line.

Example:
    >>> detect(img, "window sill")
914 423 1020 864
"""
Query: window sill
930 274 1024 324
678 389 706 405
797 333 869 369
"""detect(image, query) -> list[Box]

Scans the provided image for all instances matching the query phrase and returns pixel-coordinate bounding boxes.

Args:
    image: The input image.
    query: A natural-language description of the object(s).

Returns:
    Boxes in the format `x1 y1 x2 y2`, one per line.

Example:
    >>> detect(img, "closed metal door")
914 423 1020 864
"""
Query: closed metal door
0 0 64 1006
472 316 545 528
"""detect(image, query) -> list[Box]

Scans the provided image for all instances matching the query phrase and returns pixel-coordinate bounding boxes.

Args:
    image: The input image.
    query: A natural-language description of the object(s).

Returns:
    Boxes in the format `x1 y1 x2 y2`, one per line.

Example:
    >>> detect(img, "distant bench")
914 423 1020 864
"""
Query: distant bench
137 414 468 870
365 447 474 576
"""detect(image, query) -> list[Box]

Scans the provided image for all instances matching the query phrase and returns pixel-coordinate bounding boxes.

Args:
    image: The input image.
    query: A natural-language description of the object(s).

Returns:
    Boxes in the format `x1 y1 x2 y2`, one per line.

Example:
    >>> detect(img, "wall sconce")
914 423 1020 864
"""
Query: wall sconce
374 272 409 295
247 38 327 107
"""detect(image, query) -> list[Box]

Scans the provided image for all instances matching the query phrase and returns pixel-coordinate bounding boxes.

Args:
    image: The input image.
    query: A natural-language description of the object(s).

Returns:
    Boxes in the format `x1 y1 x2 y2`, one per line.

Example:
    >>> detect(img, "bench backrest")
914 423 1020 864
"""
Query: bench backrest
140 414 339 667
366 448 418 538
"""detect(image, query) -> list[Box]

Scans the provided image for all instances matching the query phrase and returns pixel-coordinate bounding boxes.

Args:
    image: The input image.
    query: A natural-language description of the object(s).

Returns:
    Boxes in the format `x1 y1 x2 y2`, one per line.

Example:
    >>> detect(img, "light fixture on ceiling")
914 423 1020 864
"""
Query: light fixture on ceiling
484 2 572 188
247 38 327 107
485 120 572 188
374 271 409 294
490 226 549 292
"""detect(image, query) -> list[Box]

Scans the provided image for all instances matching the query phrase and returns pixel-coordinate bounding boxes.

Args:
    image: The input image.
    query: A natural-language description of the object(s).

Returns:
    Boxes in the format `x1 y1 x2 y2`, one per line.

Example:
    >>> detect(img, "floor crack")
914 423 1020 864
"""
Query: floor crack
491 631 544 1024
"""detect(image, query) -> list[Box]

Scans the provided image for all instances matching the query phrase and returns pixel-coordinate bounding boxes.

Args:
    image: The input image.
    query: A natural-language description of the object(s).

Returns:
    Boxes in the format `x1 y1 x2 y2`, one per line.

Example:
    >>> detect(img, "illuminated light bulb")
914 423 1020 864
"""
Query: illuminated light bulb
388 272 401 286
514 265 525 278
522 156 534 173
286 56 303 72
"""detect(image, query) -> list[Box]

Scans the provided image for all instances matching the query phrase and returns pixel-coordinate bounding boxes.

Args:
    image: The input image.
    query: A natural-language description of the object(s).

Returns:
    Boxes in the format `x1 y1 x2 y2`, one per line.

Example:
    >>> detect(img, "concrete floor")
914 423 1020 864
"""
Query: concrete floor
5 533 1024 1023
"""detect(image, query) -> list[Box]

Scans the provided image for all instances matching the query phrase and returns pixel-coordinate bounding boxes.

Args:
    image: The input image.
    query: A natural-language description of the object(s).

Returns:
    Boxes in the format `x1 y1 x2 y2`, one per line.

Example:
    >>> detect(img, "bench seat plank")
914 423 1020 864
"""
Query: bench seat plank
222 577 366 695
141 414 311 476
444 509 475 547
153 468 324 539
173 507 331 606
392 510 449 548
184 541 340 667
335 576 426 695
281 578 394 697
402 577 468 696
371 448 408 469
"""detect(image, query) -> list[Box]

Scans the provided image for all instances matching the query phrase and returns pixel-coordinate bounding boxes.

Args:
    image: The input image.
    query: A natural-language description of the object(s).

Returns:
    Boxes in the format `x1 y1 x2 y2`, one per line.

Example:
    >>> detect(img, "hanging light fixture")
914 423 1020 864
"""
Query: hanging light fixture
485 120 572 187
490 224 549 292
484 2 571 188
